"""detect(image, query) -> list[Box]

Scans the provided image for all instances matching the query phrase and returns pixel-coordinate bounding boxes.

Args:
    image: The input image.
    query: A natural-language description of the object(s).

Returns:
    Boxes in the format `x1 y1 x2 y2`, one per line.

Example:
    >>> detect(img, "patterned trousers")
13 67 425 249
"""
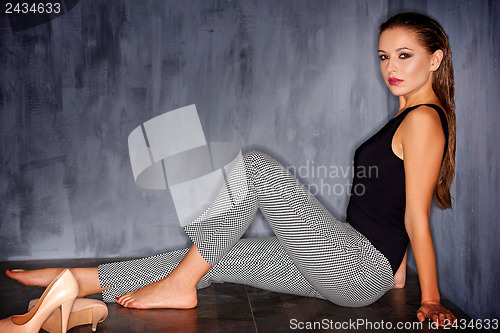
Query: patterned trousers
98 151 394 307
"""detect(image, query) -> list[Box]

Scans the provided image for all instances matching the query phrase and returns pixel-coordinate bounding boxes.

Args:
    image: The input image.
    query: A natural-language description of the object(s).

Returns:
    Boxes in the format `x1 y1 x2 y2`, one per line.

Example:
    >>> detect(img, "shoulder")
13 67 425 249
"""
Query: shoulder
400 105 445 142
403 105 443 126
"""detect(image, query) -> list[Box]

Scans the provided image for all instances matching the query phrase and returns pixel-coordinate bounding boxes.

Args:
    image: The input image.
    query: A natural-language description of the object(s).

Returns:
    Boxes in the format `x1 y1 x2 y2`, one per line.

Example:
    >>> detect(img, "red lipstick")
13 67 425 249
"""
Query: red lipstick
388 78 404 85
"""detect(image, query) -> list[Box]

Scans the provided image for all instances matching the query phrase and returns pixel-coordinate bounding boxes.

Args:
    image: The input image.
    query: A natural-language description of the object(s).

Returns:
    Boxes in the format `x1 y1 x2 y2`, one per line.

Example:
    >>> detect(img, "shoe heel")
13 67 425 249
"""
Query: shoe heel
91 314 99 332
91 303 108 332
60 299 74 333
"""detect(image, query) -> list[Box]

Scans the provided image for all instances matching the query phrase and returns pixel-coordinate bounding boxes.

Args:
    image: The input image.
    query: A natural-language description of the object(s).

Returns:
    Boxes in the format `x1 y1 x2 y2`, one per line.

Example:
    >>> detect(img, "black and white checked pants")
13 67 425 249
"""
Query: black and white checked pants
98 151 394 307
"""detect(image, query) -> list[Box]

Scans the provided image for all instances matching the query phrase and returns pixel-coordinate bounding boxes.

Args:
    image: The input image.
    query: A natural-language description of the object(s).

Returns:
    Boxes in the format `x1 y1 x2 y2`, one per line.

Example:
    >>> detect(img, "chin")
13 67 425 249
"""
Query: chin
387 84 417 97
387 86 406 96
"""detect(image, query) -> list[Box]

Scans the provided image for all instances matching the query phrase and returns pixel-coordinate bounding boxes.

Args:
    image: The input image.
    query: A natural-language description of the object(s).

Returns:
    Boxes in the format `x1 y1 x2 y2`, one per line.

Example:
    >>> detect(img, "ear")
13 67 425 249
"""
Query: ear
430 49 444 72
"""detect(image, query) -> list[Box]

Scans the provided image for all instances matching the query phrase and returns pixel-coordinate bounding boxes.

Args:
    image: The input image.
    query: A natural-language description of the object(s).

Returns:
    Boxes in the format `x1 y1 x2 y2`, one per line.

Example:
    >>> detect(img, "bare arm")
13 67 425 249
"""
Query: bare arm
400 106 456 326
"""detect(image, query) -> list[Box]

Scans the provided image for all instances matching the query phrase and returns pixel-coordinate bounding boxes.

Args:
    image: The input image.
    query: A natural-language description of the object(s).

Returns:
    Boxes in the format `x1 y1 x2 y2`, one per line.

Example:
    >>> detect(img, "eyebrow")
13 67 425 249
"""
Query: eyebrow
378 47 414 53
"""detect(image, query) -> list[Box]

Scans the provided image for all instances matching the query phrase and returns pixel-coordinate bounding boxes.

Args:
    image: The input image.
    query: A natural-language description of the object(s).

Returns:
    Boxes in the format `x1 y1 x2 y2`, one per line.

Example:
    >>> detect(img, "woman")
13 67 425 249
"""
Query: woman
5 12 457 327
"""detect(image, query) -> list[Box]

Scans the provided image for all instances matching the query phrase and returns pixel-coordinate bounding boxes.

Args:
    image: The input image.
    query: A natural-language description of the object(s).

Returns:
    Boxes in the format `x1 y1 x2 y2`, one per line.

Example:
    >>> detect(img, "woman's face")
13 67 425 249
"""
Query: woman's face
378 27 440 97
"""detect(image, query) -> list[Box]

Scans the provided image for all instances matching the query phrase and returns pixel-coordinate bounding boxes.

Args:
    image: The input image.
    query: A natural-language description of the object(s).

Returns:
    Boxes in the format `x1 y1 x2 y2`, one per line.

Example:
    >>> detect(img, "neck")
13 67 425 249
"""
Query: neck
397 79 440 113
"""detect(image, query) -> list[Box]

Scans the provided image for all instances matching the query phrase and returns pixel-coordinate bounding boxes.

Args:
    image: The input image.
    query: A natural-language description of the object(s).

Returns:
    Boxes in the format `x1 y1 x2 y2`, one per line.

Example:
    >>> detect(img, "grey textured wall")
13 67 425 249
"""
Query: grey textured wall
0 0 498 323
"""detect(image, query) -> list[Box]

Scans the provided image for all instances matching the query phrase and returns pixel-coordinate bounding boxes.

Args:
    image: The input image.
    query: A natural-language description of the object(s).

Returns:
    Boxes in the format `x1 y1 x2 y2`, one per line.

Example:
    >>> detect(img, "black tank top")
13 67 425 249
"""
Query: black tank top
346 104 449 274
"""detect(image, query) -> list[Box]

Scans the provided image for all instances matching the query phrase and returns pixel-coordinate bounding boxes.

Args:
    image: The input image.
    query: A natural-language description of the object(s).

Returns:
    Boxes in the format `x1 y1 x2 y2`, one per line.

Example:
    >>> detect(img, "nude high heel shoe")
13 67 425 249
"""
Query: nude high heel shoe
0 269 78 333
28 298 108 333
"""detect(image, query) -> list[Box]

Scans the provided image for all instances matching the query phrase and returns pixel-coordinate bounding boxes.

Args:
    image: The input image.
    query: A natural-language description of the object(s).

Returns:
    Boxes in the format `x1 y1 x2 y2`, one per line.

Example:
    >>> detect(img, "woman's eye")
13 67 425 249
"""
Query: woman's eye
379 54 388 61
400 53 412 59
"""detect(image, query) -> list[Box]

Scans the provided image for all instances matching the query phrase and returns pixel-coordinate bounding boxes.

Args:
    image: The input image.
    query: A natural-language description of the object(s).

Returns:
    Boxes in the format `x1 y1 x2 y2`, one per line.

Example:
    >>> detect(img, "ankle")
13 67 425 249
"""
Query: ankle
165 273 198 291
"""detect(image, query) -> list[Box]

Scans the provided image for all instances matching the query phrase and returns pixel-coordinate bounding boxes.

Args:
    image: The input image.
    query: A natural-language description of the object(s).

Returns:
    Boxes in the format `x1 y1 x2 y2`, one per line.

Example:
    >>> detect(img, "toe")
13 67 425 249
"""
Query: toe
119 294 144 309
115 296 127 306
124 299 135 308
6 269 23 281
118 294 134 308
124 298 136 308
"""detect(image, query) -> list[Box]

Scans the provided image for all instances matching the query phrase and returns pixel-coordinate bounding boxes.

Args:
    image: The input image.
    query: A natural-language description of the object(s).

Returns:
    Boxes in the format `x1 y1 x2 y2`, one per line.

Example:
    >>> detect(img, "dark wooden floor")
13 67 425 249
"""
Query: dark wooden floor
0 258 489 333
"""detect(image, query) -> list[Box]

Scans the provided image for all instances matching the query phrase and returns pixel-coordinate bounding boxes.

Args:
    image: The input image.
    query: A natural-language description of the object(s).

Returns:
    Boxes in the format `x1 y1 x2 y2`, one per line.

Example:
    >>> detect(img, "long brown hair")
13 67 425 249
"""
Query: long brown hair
380 12 456 209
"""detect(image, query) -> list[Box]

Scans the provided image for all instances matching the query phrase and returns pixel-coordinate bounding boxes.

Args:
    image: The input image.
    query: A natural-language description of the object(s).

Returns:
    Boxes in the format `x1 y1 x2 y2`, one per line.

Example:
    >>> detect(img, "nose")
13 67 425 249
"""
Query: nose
387 57 397 74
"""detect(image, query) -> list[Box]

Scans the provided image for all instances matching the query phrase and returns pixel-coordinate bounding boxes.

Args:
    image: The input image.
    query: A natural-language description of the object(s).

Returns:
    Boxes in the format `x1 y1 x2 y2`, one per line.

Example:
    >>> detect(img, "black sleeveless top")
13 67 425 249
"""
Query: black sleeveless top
346 104 449 274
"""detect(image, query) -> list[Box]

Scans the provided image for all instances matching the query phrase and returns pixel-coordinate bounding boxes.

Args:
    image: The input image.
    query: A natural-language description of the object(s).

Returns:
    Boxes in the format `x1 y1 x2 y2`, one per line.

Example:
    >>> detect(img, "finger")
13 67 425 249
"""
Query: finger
440 309 455 325
416 310 426 322
439 313 446 326
432 314 439 324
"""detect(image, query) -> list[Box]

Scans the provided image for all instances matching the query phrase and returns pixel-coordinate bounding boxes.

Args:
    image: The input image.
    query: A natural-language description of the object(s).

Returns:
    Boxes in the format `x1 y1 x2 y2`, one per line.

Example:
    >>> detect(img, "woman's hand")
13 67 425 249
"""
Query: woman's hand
416 300 456 327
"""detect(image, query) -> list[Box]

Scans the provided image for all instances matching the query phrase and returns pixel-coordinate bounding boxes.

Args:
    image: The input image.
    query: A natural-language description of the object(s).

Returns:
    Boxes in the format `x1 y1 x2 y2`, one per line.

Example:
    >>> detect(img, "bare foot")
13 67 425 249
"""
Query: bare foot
393 250 407 289
6 267 102 297
393 271 406 288
6 268 65 288
115 277 198 310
